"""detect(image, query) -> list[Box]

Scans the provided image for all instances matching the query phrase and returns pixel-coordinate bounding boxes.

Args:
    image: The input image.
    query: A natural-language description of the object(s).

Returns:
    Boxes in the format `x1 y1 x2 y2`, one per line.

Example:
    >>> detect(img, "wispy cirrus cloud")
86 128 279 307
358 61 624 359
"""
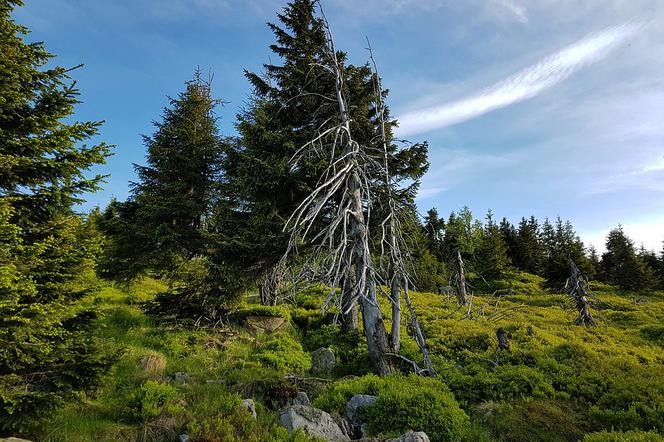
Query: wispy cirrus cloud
395 22 644 137
491 0 528 23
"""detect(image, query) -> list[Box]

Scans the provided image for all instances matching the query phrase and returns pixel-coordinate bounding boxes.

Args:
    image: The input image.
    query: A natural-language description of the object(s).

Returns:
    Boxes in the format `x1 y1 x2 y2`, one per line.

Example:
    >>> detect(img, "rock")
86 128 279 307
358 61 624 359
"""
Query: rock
246 315 287 333
1 438 34 442
344 394 378 430
173 372 190 383
311 347 336 376
279 405 350 442
293 391 310 406
387 431 430 442
240 398 257 419
179 434 190 442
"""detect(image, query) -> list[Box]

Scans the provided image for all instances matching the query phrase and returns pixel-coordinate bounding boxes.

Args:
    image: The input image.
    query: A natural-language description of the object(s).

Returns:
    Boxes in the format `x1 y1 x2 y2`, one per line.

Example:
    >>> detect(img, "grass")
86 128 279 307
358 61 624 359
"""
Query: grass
38 273 664 441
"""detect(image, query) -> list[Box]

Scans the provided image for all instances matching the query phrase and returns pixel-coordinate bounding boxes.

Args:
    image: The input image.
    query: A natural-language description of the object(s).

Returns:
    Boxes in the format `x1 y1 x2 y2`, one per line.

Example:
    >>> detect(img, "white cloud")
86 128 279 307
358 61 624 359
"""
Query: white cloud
395 22 644 137
491 0 528 23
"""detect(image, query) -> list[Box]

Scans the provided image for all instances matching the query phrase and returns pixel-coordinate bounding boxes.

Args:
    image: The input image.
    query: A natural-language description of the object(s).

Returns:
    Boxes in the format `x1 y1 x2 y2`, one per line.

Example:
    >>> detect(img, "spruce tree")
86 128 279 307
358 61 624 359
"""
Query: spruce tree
423 208 445 261
0 0 113 431
542 218 589 286
515 216 544 275
499 217 519 268
220 0 334 305
476 211 511 280
100 71 225 280
600 227 654 291
222 0 428 308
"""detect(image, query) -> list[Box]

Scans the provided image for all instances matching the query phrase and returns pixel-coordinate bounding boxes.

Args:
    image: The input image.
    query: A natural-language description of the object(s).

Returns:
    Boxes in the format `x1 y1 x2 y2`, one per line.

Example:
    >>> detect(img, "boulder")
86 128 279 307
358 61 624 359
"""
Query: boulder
311 347 336 375
240 398 257 419
173 372 190 383
387 431 430 442
344 394 378 430
293 391 311 406
246 315 287 333
279 405 350 441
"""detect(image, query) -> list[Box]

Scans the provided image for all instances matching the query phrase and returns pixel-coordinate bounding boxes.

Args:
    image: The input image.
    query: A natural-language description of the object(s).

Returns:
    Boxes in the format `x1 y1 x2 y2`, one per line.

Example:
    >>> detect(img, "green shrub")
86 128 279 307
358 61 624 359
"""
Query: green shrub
225 367 298 408
477 399 587 442
129 380 184 421
583 430 664 442
314 374 469 441
444 364 554 405
640 325 664 347
232 304 292 322
302 324 370 376
255 332 311 374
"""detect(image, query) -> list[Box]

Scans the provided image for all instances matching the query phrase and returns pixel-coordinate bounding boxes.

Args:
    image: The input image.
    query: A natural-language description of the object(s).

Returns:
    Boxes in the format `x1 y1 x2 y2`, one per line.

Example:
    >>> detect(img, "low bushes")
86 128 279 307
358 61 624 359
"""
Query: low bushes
583 430 664 442
313 374 469 441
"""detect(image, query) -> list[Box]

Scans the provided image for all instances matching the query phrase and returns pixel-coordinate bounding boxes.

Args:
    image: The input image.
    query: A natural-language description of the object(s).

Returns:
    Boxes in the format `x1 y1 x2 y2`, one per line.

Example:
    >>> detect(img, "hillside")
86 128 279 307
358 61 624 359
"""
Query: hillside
37 273 664 442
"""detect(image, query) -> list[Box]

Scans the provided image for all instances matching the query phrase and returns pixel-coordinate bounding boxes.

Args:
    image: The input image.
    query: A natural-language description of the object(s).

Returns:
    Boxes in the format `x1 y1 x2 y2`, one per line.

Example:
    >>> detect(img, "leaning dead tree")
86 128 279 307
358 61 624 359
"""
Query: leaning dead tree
283 10 393 375
564 258 596 326
452 248 469 305
368 40 435 376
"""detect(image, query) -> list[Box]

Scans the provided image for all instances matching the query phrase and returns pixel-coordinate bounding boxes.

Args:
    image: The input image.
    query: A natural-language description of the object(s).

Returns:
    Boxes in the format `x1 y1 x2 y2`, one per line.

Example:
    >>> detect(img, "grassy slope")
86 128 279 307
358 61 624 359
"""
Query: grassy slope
40 273 664 441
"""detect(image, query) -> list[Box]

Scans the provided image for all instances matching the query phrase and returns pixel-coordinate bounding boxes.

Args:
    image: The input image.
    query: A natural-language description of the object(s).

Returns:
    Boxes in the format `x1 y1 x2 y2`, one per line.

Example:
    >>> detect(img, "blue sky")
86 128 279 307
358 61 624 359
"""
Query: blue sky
13 0 664 252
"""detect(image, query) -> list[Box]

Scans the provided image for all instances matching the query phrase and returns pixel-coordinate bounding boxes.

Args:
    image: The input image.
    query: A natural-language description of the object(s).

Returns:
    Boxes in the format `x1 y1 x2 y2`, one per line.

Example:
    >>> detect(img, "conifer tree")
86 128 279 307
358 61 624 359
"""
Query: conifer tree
515 216 544 275
423 208 445 261
220 0 334 306
223 0 428 311
499 217 519 268
100 71 225 280
476 211 511 280
0 0 113 431
542 218 589 286
600 227 654 291
587 245 600 280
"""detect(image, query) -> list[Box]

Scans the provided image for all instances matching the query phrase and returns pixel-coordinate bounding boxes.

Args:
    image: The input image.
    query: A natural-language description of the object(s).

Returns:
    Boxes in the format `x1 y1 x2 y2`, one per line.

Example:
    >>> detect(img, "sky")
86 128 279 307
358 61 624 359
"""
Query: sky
13 0 664 253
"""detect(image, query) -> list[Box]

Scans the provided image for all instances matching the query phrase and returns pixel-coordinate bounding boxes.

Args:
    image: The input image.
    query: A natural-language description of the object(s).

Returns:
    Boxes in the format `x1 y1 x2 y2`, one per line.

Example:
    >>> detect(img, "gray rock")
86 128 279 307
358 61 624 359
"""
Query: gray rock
293 391 310 406
279 405 350 442
387 431 431 442
246 315 287 333
311 347 336 375
240 398 257 419
344 394 378 429
173 372 190 382
179 434 190 442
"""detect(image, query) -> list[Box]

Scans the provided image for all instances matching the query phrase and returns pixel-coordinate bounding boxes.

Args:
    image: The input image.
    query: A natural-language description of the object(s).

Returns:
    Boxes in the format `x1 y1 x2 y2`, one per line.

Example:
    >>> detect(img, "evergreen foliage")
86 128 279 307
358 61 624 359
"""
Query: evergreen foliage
0 0 114 432
600 226 655 291
99 71 226 281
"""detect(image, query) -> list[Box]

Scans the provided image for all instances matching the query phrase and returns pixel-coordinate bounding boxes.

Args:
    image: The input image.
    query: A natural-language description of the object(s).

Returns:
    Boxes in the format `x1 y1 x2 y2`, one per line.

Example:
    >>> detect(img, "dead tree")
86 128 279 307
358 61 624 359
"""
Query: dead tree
453 248 469 305
282 10 394 375
565 258 596 326
496 328 510 351
258 262 287 306
368 40 435 375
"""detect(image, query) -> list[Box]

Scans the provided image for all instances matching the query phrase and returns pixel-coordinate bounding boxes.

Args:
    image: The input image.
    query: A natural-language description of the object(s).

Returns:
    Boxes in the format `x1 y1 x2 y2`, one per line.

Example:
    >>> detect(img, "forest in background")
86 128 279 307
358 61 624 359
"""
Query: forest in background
1 0 664 441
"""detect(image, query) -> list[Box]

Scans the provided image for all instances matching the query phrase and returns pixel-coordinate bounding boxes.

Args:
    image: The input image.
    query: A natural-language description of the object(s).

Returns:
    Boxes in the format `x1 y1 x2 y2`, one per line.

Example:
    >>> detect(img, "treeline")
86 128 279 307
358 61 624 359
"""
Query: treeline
417 207 664 291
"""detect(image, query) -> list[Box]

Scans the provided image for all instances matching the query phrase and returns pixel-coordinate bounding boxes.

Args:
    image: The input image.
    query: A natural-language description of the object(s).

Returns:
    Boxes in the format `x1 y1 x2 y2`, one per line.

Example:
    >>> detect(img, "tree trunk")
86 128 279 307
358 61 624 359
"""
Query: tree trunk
259 264 282 306
390 273 401 352
404 284 435 376
341 297 359 333
349 168 393 376
455 248 468 305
